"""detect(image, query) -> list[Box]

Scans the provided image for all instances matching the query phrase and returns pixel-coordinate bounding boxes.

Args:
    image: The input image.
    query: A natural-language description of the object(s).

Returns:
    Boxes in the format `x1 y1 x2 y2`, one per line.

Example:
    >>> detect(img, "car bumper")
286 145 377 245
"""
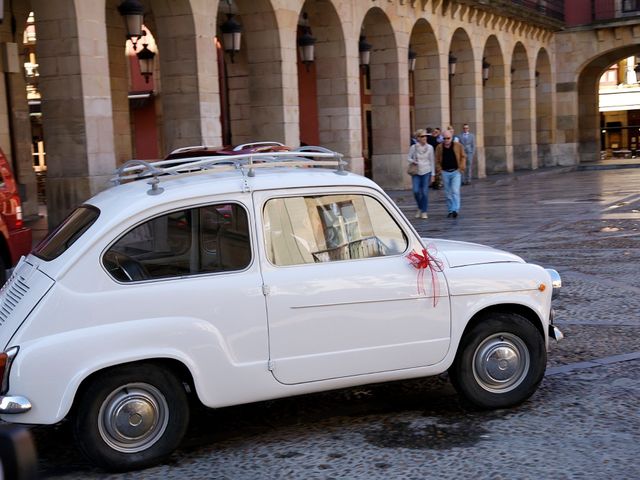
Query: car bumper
548 308 563 341
0 395 32 414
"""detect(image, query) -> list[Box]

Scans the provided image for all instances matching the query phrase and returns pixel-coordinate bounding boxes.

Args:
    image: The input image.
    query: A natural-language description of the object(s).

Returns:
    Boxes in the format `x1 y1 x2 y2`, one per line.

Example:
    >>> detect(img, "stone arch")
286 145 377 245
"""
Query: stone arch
535 47 553 167
297 0 348 154
231 0 289 145
360 7 404 187
482 35 508 174
511 42 534 170
409 18 441 132
577 46 640 162
449 28 476 134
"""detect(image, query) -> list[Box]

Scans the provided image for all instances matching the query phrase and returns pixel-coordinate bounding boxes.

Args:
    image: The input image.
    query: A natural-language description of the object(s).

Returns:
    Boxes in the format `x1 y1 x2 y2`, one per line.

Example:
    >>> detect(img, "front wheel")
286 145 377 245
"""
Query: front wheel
449 313 546 409
73 364 190 471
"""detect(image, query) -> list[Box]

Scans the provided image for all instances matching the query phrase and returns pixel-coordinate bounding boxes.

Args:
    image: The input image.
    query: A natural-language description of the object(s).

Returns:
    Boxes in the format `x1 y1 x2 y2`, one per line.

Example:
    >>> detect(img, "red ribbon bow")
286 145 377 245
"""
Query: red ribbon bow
406 247 444 307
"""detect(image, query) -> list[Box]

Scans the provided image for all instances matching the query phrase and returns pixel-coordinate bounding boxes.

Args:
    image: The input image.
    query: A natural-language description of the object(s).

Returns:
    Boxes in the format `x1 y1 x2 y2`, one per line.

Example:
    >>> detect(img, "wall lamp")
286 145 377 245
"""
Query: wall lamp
297 12 316 71
448 53 457 76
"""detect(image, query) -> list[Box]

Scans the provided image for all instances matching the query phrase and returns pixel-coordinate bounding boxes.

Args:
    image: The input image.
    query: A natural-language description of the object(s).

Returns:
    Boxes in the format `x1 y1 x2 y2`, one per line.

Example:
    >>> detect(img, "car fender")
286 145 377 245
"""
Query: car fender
3 316 273 425
443 263 553 357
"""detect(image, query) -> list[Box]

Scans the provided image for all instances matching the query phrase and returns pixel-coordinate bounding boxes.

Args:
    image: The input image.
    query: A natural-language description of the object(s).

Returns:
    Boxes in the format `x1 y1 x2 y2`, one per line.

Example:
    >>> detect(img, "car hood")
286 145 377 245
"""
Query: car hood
421 238 524 268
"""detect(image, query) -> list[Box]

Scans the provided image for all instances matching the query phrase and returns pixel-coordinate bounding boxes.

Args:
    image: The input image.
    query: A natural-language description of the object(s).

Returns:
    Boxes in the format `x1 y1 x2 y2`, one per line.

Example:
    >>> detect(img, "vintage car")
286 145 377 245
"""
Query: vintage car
0 146 562 471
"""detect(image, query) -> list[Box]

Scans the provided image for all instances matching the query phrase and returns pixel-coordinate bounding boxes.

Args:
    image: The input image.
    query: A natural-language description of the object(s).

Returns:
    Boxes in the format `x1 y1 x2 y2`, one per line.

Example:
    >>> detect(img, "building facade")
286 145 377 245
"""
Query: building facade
0 0 638 227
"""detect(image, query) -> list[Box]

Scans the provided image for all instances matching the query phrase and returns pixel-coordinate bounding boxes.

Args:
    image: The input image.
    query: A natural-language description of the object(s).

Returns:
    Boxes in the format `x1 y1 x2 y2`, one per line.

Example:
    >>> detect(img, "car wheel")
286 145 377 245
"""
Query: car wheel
73 364 190 471
449 313 546 409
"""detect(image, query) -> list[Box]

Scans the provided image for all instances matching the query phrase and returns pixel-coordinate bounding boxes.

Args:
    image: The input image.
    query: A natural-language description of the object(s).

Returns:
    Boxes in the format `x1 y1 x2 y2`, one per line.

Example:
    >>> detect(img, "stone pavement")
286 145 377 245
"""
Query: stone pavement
32 164 640 479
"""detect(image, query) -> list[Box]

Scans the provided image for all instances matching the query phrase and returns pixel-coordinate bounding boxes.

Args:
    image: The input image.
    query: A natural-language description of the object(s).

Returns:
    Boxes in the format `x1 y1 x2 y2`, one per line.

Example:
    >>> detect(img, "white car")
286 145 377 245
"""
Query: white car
0 147 562 471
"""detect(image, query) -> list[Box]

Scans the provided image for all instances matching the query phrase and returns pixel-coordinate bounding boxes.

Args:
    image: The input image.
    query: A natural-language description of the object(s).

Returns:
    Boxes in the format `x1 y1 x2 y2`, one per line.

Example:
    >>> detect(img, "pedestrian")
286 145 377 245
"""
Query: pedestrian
426 127 439 150
435 129 466 218
407 128 434 219
429 128 443 189
460 123 476 185
432 127 443 144
447 125 460 143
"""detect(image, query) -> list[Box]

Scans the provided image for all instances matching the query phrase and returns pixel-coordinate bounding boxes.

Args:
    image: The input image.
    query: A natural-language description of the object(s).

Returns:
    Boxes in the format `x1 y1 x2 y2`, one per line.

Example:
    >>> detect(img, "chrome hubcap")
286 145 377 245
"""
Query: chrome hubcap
98 383 169 453
473 333 530 393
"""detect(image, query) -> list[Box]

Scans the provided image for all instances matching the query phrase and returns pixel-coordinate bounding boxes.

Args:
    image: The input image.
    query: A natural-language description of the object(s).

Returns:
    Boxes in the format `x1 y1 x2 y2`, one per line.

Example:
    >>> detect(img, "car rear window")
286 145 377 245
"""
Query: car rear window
32 205 100 261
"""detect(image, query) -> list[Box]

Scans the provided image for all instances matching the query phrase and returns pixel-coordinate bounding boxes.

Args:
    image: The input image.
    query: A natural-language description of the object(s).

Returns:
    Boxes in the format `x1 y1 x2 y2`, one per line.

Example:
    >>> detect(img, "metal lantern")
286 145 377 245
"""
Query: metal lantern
408 46 417 72
359 35 372 67
297 13 316 70
220 14 242 62
137 43 156 83
448 53 457 76
118 0 144 48
482 57 491 83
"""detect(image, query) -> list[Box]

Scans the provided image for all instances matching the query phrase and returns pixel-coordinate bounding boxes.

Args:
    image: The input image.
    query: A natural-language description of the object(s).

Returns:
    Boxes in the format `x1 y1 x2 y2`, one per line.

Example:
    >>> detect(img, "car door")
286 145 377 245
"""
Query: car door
97 198 269 376
254 187 451 385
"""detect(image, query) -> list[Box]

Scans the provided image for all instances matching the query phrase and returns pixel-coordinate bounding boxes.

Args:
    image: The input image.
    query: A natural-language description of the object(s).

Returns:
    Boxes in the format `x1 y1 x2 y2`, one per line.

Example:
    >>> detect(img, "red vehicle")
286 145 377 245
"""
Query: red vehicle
164 141 290 160
0 149 32 285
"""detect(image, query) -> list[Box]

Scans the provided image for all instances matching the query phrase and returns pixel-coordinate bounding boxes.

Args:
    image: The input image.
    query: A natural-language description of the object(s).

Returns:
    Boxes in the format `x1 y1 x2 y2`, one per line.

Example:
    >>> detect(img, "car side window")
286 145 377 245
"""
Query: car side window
103 203 251 282
263 193 407 266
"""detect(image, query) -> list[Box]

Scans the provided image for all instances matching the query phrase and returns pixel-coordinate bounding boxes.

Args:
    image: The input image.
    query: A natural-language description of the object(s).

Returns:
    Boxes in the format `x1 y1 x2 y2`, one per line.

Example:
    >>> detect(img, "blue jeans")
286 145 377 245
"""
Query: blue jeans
411 173 431 212
464 150 474 183
441 170 461 213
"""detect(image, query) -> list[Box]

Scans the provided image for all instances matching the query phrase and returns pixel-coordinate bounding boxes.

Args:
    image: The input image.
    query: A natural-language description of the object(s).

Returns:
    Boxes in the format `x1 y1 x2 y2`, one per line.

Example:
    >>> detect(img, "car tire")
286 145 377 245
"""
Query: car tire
449 313 546 409
73 364 190 472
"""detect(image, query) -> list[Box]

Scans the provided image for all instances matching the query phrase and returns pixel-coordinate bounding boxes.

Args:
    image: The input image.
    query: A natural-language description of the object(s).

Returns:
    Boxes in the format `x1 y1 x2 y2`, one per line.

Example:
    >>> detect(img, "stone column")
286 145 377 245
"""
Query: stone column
154 0 221 152
35 0 116 228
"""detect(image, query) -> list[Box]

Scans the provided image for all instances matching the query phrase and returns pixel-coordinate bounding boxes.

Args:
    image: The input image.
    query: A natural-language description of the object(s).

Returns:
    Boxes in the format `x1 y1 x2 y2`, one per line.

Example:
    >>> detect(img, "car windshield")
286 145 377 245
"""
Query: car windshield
32 205 100 261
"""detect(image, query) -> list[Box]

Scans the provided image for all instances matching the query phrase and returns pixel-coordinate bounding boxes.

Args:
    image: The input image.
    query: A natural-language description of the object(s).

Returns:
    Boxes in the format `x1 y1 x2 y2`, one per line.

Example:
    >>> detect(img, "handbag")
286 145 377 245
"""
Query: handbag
407 162 419 176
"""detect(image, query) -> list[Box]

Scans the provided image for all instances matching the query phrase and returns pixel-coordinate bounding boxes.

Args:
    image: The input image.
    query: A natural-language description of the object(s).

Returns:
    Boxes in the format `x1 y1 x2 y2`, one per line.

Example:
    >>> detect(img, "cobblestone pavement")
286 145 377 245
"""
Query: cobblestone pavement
33 166 640 479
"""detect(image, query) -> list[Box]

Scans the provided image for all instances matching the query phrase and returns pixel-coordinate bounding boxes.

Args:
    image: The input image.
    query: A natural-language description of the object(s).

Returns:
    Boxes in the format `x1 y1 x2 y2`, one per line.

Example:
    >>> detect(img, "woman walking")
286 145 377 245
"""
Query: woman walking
407 128 434 219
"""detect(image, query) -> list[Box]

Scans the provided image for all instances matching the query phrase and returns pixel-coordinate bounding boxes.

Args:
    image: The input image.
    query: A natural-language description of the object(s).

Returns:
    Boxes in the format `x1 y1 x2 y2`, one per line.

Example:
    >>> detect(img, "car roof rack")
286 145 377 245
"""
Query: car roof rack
232 141 285 151
110 145 347 195
167 141 285 156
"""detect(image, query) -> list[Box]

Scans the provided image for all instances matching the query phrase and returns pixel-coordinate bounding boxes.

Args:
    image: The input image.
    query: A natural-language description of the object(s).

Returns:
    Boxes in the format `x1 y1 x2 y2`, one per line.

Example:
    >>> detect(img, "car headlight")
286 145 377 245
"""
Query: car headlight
545 268 561 299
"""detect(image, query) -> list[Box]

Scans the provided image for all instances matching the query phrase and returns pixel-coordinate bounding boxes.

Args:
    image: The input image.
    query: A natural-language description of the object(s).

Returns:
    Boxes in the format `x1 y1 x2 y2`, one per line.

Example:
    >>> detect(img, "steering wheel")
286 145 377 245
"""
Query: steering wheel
103 250 149 282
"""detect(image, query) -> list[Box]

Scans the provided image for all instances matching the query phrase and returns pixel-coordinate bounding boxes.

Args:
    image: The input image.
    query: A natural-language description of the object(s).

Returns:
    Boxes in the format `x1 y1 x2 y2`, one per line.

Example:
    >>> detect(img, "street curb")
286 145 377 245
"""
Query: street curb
577 162 640 171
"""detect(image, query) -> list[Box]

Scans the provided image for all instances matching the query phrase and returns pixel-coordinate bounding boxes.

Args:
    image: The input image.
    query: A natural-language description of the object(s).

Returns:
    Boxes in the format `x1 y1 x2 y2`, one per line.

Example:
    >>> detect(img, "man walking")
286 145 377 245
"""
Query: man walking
460 123 476 185
435 130 466 218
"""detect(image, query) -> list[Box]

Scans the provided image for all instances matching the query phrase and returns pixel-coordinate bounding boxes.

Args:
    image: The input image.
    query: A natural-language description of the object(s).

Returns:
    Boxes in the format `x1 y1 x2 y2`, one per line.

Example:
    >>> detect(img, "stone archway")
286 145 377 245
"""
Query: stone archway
554 25 639 165
577 46 640 163
482 35 508 174
511 42 534 170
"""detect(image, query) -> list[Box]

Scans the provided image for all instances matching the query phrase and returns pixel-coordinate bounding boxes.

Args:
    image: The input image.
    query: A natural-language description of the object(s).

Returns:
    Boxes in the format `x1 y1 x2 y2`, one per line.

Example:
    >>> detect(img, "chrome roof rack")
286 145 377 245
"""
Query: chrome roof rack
232 141 285 151
110 145 347 194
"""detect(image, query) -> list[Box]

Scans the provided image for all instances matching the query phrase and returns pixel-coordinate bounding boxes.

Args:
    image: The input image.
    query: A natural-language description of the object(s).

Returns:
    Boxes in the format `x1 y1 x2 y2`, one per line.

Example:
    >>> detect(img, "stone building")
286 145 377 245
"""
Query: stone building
0 0 638 227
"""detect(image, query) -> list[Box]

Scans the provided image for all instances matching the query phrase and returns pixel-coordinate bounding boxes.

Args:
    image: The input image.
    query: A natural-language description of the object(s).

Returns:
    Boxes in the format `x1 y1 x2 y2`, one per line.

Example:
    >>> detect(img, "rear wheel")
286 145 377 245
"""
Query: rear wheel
449 313 546 409
73 364 189 471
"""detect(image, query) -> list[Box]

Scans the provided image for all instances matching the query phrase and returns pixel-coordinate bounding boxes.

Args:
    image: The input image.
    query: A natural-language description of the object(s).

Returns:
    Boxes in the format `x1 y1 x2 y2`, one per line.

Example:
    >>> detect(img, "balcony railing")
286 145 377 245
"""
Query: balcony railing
622 0 640 13
511 1 565 21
